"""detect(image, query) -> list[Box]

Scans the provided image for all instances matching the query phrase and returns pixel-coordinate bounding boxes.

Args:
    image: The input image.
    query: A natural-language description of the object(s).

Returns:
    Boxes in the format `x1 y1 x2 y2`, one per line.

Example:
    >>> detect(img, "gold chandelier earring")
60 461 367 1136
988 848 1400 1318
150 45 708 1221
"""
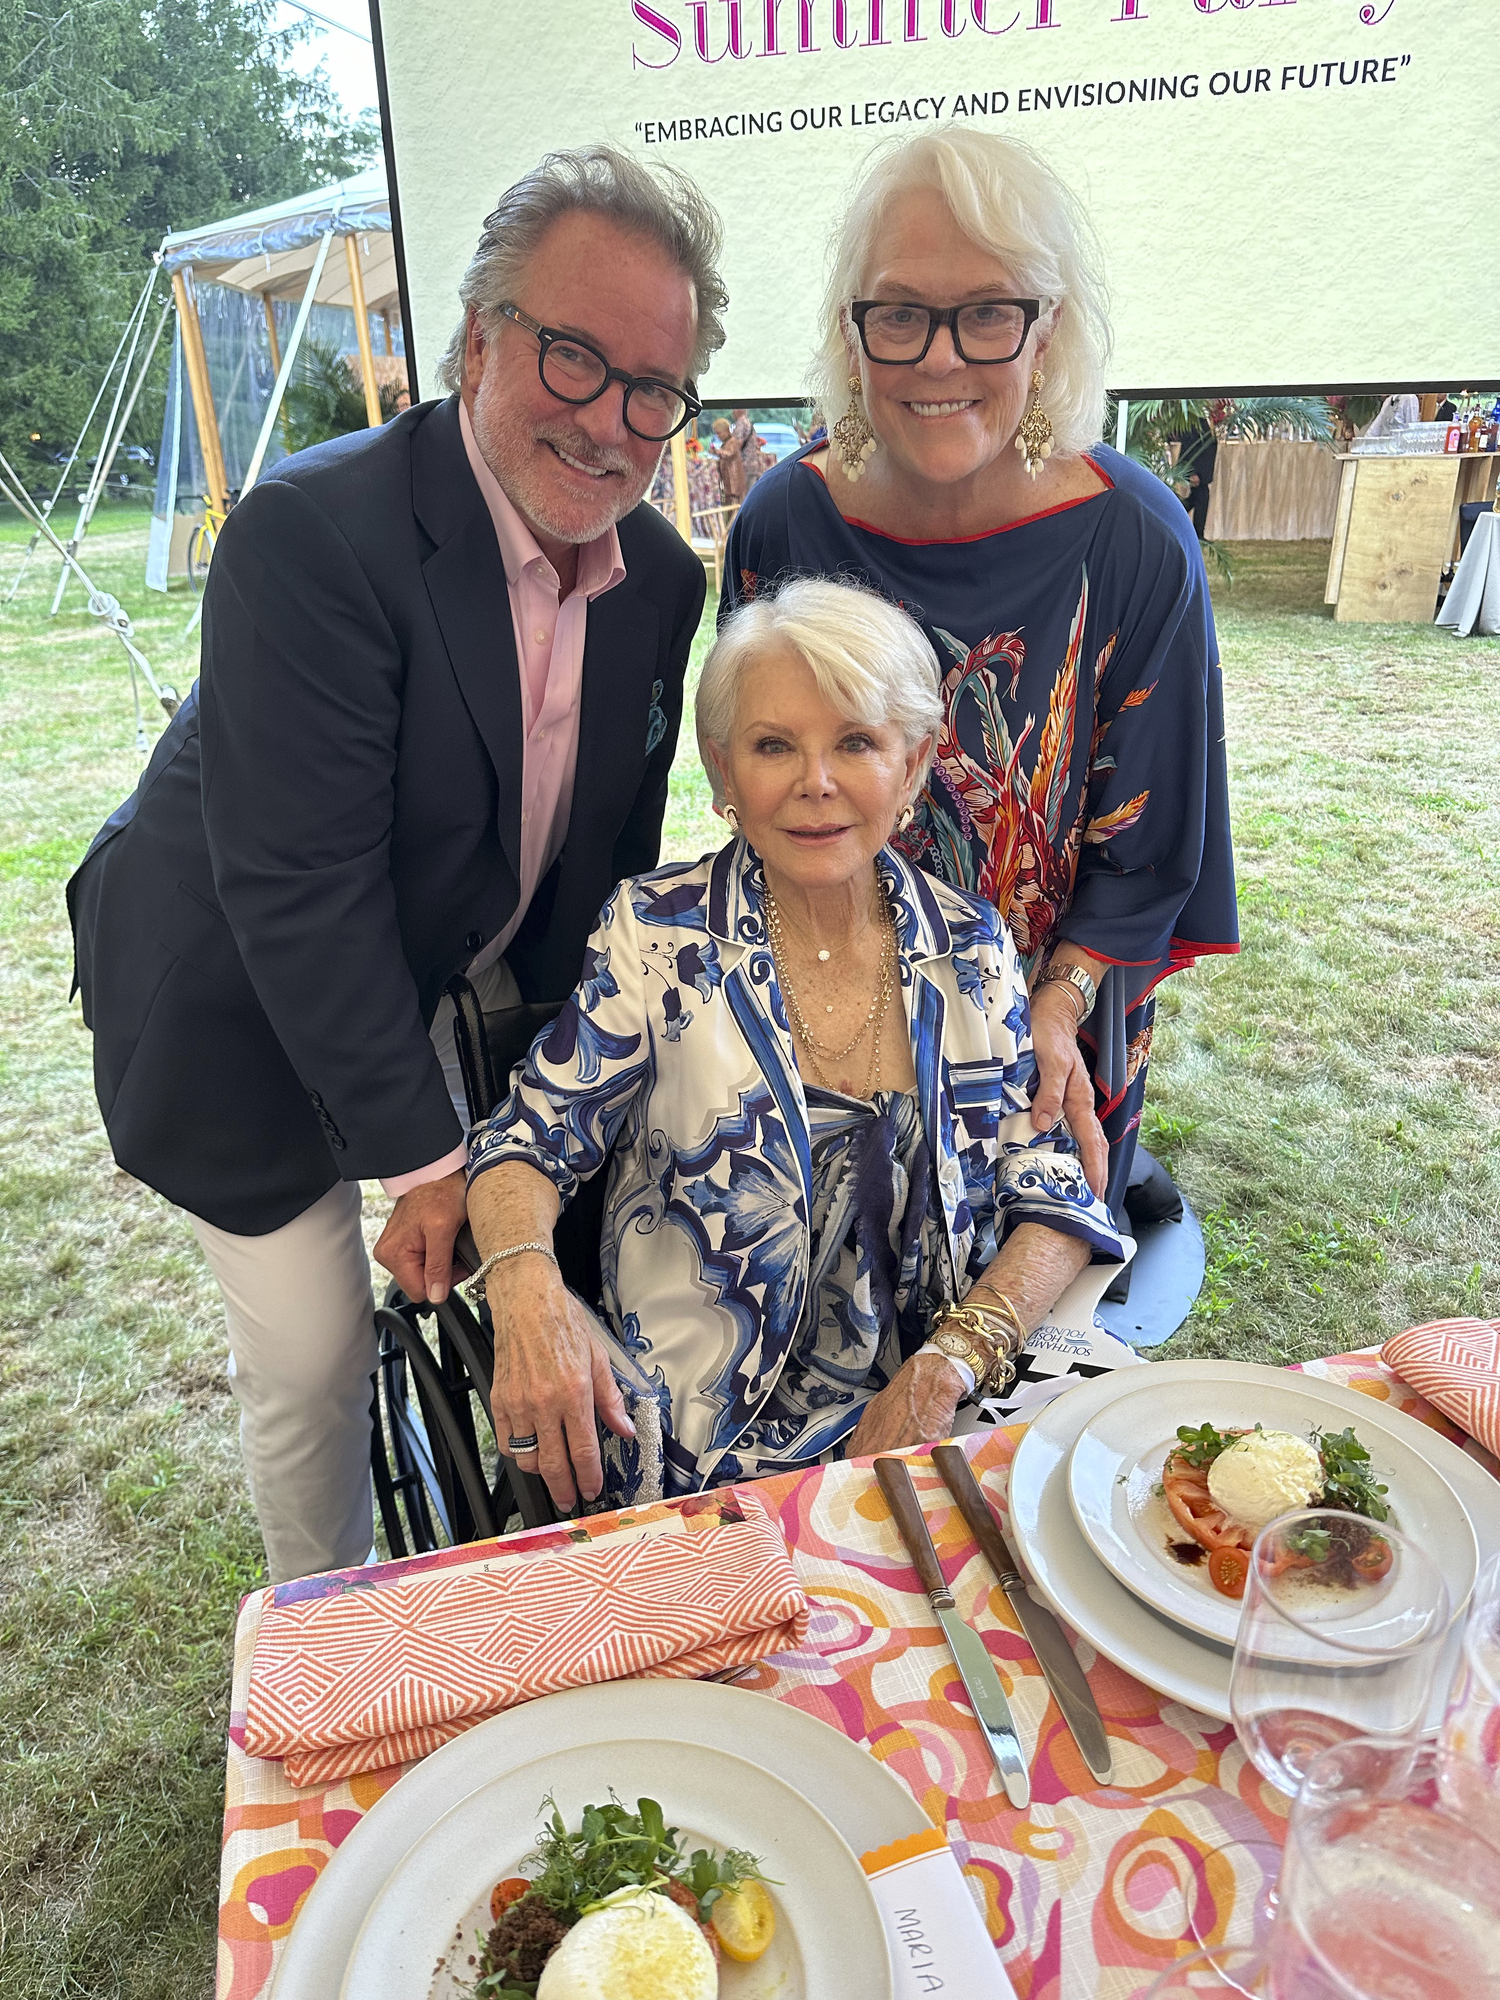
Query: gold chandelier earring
832 374 878 481
1014 369 1054 479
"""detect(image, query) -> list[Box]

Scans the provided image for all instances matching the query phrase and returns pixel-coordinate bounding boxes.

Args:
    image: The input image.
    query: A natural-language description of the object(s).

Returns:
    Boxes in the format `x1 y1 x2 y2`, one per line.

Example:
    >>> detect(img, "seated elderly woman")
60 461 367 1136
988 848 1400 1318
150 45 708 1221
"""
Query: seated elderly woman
466 578 1123 1512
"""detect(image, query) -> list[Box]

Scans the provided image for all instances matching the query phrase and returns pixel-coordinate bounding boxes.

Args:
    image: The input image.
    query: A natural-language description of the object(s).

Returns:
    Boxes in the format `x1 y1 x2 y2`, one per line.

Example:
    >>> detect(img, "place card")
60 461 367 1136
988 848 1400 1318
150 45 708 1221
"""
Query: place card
861 1828 1018 1997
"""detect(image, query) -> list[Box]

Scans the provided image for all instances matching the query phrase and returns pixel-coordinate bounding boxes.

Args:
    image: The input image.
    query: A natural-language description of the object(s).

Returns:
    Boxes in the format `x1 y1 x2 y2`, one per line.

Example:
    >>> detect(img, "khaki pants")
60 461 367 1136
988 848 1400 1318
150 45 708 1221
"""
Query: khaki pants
193 1180 377 1584
193 957 520 1583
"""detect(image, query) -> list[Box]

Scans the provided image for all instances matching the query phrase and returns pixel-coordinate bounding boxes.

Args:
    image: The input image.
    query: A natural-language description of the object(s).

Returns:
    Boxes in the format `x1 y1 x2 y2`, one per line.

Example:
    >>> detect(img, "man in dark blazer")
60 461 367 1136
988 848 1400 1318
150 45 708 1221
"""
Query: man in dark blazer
68 147 726 1580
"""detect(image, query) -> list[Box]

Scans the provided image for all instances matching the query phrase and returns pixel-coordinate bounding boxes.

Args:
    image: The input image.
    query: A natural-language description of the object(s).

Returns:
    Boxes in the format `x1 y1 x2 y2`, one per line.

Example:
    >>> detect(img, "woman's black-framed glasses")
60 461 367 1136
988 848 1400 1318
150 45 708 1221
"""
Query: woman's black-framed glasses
850 297 1045 367
499 303 701 440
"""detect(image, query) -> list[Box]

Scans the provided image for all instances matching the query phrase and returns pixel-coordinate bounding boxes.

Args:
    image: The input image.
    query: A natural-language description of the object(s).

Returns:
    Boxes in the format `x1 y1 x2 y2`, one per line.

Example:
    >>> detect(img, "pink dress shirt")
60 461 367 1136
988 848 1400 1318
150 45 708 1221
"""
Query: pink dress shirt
380 402 626 1196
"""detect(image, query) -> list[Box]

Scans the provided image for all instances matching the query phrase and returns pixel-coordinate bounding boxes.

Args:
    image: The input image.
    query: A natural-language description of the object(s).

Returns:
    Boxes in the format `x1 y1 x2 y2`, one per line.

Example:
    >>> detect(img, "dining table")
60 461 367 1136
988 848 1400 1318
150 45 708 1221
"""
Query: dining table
215 1345 1497 2000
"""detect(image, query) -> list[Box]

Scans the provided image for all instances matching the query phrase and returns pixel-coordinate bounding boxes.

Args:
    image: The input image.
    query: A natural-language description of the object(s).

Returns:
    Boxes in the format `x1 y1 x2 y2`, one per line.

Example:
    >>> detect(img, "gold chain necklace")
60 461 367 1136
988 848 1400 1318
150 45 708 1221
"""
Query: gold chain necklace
764 883 897 1096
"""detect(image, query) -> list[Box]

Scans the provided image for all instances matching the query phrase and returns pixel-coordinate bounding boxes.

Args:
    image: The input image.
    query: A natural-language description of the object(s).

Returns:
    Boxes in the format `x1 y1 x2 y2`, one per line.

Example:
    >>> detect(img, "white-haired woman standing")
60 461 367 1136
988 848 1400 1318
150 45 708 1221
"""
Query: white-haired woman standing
724 131 1238 1230
467 580 1122 1511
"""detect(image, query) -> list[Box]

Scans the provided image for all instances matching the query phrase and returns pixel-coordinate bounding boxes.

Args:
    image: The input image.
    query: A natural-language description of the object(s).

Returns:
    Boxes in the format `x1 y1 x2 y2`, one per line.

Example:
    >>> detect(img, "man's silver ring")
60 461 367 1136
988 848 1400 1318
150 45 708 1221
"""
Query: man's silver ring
507 1433 539 1454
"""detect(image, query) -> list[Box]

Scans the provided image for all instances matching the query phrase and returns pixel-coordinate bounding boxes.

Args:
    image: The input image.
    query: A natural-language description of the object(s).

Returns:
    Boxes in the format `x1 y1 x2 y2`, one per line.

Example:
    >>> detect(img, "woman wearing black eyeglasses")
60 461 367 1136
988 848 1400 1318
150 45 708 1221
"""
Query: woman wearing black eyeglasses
723 129 1238 1239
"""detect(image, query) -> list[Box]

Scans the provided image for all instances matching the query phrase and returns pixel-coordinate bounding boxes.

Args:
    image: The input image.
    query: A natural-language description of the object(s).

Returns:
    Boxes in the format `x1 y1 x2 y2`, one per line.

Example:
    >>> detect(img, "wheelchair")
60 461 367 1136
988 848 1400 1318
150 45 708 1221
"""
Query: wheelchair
368 979 608 1554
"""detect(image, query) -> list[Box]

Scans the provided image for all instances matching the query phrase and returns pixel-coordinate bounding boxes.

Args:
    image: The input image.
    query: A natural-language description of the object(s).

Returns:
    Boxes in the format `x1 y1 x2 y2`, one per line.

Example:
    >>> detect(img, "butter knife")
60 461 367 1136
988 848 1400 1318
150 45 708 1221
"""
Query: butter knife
932 1442 1113 1785
875 1455 1030 1809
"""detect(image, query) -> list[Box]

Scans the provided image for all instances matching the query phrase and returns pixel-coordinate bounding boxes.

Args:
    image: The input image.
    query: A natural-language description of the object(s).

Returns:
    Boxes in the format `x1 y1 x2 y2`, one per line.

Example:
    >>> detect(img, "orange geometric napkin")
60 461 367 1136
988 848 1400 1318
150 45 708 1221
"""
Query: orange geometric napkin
1381 1318 1500 1459
243 1490 808 1787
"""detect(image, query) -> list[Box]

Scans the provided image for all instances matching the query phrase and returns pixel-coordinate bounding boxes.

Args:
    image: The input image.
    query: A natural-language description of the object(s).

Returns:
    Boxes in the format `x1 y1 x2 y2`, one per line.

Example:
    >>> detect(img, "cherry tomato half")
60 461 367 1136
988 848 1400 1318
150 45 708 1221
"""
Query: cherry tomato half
1353 1538 1393 1582
489 1877 531 1923
1208 1546 1250 1599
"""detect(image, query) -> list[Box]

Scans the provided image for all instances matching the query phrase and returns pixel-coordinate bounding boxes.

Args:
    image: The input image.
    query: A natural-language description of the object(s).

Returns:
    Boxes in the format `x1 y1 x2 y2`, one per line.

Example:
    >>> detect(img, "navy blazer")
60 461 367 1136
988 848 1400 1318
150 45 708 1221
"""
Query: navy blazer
68 397 706 1235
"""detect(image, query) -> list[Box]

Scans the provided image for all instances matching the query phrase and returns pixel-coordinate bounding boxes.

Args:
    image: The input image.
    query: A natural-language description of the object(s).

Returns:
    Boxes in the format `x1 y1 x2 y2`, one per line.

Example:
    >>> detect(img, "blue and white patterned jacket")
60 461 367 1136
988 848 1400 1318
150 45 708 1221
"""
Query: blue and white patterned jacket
468 839 1122 1494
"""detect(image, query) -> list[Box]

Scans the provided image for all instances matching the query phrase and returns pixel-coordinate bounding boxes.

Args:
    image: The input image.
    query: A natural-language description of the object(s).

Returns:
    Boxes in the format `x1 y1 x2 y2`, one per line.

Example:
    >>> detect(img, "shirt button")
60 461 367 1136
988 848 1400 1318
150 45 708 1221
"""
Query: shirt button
533 628 548 645
465 930 483 952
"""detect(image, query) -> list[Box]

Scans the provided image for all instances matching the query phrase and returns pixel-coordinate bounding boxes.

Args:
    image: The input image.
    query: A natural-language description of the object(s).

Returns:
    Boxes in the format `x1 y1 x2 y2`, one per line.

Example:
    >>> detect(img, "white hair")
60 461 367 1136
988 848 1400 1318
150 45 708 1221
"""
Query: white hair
434 145 728 394
812 129 1112 456
696 578 942 806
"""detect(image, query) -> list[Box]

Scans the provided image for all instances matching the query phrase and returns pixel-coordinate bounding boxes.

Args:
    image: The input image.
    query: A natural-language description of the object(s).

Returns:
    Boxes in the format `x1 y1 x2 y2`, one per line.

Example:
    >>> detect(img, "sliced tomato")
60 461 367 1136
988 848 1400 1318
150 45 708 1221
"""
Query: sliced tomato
1353 1538 1393 1582
489 1877 532 1923
1208 1546 1250 1599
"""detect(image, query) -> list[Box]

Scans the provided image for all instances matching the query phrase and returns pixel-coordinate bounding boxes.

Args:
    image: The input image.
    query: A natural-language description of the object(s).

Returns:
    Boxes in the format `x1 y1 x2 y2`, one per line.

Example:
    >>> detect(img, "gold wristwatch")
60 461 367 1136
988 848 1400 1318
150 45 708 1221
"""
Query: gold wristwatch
928 1323 994 1390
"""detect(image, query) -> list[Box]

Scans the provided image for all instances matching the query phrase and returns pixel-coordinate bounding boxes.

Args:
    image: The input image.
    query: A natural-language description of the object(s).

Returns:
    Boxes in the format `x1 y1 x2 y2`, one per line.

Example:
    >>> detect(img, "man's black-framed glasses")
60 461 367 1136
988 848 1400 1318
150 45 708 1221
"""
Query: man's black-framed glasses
499 303 701 440
850 297 1046 367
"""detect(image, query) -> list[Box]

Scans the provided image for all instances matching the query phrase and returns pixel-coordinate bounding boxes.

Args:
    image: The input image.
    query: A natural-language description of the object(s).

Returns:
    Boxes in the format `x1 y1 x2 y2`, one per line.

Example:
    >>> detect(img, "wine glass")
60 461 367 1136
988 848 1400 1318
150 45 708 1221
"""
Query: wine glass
1438 1550 1500 1848
1229 1508 1451 1797
1140 1738 1500 1999
1268 1737 1500 1998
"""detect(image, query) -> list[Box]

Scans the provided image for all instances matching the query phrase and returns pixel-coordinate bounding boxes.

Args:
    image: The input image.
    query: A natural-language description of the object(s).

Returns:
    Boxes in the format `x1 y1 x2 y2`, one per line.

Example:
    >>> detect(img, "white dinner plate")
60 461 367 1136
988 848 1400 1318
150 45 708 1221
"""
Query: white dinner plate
340 1736 891 2000
1066 1373 1479 1646
1008 1360 1500 1723
271 1679 929 2000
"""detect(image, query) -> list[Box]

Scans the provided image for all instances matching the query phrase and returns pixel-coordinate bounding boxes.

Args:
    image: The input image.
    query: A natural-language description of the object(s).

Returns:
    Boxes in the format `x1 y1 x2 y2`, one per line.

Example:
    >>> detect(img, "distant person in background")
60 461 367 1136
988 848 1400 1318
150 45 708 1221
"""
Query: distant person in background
1435 396 1457 422
724 128 1238 1227
712 415 745 506
1172 416 1218 541
729 407 756 492
1363 393 1420 438
741 424 768 495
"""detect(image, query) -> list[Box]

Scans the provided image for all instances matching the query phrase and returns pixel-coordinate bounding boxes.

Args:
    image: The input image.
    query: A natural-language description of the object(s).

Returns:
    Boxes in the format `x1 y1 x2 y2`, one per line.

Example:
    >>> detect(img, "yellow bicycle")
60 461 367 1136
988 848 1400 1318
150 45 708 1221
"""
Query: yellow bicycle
186 493 233 592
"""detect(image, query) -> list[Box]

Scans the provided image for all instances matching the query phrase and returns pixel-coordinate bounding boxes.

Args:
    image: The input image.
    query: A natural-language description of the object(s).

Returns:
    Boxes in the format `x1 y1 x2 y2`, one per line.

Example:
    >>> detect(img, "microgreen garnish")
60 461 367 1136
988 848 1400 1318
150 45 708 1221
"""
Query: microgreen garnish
1313 1427 1390 1521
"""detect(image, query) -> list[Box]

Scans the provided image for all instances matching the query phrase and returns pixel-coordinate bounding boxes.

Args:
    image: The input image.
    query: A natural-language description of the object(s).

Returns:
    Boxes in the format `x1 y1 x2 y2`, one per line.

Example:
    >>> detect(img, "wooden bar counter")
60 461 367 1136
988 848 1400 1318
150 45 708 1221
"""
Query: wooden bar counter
1324 450 1500 622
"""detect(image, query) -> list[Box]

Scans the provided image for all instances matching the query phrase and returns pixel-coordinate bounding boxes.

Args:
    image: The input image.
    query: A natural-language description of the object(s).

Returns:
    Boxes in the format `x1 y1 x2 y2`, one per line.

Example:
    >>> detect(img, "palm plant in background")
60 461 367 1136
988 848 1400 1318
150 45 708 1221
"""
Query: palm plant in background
281 337 403 456
1104 395 1337 580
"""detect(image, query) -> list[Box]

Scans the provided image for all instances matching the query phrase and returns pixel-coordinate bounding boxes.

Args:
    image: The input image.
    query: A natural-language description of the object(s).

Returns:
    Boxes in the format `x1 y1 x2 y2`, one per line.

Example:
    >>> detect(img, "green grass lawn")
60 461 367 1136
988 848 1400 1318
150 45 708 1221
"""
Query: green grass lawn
1 521 1496 1995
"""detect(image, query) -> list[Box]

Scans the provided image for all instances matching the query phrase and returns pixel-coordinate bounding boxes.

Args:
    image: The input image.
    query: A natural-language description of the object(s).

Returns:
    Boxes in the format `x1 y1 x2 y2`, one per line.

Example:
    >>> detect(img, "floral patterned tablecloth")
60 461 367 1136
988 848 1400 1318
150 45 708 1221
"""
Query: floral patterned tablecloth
216 1349 1496 2000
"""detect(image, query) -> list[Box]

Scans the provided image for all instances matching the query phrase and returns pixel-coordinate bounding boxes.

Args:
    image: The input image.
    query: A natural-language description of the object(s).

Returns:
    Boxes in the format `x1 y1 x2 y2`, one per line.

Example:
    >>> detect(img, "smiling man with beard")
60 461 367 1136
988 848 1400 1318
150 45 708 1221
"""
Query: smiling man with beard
68 148 724 1582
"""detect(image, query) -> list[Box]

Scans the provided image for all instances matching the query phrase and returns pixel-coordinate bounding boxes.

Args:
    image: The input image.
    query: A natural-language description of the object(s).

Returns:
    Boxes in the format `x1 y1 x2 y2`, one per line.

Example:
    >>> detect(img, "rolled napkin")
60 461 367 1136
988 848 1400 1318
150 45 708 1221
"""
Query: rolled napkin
244 1490 807 1786
1381 1317 1500 1458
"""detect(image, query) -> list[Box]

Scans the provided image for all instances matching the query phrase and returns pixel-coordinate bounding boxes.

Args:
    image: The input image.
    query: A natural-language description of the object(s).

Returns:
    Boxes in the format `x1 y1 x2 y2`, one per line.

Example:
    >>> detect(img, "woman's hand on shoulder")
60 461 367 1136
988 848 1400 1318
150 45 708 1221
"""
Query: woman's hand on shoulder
486 1258 634 1513
847 1351 965 1460
1027 983 1109 1197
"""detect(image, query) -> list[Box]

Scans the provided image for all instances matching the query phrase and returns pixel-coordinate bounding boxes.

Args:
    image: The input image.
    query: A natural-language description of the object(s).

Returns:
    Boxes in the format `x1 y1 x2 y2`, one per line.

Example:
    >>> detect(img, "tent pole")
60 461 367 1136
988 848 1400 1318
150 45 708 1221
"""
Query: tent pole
344 235 383 427
7 267 157 604
1115 398 1129 455
182 224 338 641
50 275 158 615
80 300 173 540
261 293 291 447
381 310 394 358
670 429 692 544
262 293 283 374
172 270 230 522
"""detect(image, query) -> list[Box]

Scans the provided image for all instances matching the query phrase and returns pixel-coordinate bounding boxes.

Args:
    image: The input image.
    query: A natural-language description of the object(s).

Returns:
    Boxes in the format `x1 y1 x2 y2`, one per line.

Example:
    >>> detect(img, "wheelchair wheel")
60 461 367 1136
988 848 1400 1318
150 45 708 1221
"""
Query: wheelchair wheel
369 1285 555 1557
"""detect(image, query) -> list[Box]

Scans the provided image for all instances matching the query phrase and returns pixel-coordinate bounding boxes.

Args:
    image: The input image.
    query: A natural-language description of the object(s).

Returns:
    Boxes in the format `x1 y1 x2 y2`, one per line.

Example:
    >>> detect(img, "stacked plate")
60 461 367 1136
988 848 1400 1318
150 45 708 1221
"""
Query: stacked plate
269 1679 915 2000
1007 1359 1497 1722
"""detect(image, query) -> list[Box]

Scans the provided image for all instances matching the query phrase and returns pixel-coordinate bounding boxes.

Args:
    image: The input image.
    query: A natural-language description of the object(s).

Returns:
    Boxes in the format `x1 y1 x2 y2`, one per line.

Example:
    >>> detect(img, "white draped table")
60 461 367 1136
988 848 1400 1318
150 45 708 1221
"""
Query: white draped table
1437 508 1500 637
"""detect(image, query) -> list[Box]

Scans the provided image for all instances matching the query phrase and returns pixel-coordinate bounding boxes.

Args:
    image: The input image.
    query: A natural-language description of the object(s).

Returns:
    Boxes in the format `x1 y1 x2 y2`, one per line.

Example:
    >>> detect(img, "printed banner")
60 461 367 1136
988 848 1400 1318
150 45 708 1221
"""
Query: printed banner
376 0 1497 401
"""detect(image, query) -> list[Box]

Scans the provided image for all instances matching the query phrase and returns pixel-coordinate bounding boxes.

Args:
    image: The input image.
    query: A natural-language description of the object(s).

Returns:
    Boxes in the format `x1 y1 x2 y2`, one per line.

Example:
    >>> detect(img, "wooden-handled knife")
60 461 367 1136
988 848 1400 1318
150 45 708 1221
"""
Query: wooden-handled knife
932 1442 1113 1785
875 1455 1030 1808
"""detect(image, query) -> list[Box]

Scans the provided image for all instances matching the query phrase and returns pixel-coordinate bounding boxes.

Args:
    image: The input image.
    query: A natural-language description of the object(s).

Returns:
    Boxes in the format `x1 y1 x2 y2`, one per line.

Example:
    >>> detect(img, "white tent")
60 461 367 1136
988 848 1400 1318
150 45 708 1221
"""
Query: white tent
150 167 403 591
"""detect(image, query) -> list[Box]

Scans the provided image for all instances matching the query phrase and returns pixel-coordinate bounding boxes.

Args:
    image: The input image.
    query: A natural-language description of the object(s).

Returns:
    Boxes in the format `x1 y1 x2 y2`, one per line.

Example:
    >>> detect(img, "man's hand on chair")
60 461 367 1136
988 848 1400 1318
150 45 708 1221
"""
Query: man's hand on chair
374 1170 469 1304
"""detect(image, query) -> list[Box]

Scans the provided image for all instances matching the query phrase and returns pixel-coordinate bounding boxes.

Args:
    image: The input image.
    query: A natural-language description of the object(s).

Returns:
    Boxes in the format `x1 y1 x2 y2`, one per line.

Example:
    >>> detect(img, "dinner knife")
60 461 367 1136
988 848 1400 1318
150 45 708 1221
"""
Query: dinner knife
931 1442 1114 1785
874 1455 1031 1809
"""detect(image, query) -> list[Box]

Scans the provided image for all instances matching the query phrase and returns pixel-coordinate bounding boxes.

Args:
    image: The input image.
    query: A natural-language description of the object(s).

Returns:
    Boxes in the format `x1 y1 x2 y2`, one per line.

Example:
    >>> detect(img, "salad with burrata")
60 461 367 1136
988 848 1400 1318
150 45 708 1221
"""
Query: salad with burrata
1161 1421 1390 1598
468 1794 775 1999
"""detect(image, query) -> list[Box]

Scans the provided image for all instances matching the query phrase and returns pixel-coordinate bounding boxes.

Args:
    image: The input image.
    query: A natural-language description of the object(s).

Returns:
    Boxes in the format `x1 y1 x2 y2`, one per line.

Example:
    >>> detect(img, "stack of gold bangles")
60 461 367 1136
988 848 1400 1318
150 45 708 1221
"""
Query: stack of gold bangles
927 1289 1028 1397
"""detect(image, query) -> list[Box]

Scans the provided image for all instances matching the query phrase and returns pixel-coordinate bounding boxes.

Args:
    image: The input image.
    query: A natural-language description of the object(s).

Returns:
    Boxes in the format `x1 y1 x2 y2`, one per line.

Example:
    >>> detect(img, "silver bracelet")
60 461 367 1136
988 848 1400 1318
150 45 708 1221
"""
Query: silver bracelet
462 1240 557 1304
